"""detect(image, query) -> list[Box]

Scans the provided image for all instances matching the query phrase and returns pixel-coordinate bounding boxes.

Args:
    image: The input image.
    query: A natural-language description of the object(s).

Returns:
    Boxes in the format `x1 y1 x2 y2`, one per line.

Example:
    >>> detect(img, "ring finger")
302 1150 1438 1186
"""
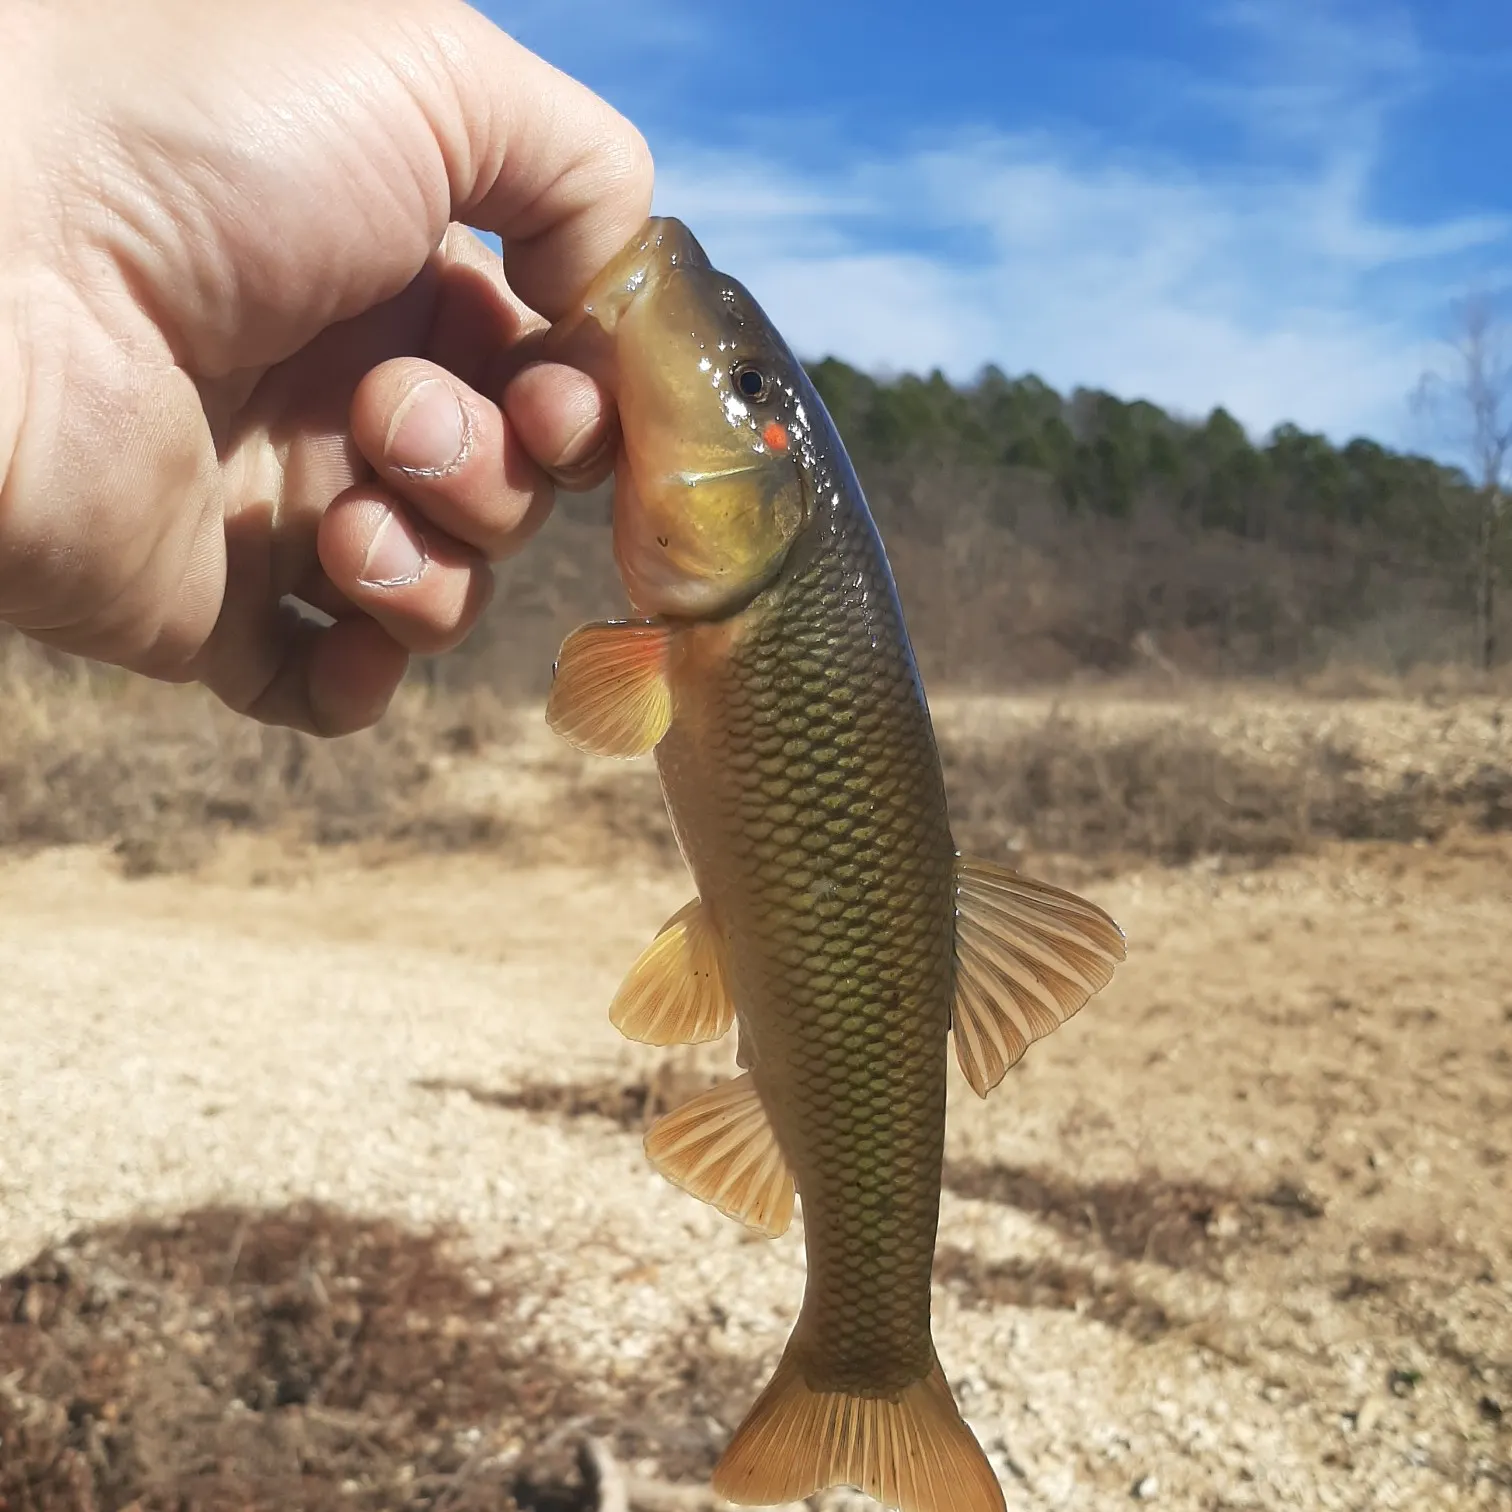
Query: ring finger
318 487 495 656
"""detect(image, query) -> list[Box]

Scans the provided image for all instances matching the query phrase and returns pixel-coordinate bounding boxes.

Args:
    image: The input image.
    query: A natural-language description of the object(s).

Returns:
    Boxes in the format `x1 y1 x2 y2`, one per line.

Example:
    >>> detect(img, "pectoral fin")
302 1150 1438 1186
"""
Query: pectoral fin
644 1073 795 1238
611 898 734 1045
545 619 672 758
951 856 1126 1097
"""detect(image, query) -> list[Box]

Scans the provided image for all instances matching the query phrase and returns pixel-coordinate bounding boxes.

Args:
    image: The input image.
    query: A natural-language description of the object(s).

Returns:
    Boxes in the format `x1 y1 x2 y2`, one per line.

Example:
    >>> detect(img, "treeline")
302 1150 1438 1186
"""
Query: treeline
806 359 1482 566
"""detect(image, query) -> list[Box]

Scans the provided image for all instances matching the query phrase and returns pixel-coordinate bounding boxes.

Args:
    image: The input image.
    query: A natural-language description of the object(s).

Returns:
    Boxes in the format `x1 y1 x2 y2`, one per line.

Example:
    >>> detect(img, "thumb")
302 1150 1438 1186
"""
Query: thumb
421 3 655 317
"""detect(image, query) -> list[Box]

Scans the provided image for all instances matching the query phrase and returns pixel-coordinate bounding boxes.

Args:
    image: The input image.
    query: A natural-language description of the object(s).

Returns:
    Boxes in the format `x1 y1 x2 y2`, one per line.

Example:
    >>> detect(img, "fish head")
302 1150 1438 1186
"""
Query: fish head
552 217 811 619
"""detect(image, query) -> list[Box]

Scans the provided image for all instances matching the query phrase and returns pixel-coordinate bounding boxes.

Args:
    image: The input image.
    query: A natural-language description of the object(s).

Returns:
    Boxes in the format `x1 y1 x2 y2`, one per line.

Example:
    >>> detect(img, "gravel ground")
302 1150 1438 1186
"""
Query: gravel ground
1 694 1509 1510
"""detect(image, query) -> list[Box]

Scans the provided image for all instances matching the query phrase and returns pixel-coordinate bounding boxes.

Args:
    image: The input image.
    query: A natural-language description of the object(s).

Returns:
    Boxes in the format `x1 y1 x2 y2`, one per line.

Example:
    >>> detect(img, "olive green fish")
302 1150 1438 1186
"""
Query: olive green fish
545 219 1126 1512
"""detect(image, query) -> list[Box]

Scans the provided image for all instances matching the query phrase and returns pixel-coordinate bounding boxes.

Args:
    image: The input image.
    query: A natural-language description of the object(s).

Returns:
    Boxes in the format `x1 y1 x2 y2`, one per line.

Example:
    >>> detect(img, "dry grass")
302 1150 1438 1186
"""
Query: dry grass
942 708 1512 865
3 640 1509 878
0 653 516 873
943 716 1315 863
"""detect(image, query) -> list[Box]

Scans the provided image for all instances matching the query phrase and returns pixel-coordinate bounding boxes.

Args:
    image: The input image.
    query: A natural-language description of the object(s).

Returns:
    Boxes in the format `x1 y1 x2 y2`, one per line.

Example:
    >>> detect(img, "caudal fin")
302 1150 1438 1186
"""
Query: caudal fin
711 1342 1005 1512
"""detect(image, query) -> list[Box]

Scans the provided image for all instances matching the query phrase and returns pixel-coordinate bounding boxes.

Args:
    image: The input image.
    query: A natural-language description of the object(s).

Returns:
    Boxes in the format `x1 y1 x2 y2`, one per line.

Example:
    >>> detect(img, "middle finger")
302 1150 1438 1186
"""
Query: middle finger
351 357 559 560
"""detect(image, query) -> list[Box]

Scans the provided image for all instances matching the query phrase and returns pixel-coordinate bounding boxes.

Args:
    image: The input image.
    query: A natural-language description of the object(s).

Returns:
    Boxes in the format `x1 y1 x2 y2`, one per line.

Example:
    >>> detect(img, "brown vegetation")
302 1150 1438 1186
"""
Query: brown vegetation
0 1204 755 1512
4 628 1506 880
440 478 1504 693
2 449 1508 879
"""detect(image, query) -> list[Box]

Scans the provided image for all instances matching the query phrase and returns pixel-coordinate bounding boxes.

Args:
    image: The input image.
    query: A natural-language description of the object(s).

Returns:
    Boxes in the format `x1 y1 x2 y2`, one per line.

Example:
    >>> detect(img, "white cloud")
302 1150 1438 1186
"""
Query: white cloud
494 0 1511 447
1201 0 1429 154
651 121 1507 447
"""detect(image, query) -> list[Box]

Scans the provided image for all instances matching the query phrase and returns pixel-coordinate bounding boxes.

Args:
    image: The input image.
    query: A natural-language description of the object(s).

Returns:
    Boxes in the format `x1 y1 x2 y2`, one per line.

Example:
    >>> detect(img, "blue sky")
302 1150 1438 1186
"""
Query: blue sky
482 0 1512 453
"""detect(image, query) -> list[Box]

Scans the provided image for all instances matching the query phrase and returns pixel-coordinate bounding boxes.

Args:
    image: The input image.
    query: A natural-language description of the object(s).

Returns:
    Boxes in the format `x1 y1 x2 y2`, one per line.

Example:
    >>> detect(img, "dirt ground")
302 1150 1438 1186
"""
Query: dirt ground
1 693 1509 1510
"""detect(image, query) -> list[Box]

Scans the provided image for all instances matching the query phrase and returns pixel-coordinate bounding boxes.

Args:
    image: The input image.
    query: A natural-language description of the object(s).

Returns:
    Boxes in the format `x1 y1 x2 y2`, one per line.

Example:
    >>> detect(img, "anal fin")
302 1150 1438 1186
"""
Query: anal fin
952 855 1127 1097
545 619 672 758
644 1073 795 1238
611 898 734 1046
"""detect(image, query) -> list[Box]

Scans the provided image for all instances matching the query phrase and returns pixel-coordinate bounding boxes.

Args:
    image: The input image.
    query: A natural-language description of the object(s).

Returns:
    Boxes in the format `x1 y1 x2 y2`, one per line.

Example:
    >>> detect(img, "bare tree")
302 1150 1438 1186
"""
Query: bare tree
1413 293 1511 670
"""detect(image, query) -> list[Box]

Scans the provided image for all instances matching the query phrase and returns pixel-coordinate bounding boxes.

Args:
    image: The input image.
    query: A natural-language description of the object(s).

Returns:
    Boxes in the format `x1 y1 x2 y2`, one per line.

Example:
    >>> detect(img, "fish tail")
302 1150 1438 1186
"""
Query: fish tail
712 1332 1005 1512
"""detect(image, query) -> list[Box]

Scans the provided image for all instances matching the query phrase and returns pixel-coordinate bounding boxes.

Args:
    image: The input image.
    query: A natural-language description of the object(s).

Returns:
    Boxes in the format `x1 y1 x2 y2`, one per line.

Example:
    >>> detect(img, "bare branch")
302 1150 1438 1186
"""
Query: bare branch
1421 292 1512 491
578 1437 629 1512
1412 289 1511 669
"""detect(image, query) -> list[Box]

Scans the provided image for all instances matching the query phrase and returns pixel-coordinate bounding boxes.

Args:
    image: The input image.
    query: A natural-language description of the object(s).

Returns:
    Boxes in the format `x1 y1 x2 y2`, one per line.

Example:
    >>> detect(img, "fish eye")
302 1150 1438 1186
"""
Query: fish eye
732 361 770 402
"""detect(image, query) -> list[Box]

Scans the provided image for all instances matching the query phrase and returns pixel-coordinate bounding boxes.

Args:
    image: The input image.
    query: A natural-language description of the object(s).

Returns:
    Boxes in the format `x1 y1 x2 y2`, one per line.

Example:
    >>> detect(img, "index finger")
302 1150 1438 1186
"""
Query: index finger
431 7 655 317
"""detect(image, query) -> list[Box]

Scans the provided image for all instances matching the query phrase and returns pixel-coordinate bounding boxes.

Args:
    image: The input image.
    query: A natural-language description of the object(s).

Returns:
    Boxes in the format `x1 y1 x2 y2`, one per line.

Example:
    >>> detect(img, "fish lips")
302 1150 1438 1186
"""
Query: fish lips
544 217 712 384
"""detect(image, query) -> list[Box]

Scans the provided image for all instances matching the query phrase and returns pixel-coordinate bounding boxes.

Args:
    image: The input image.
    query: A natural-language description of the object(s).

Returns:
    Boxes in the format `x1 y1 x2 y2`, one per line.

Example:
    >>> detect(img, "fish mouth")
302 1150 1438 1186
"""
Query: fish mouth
544 217 711 369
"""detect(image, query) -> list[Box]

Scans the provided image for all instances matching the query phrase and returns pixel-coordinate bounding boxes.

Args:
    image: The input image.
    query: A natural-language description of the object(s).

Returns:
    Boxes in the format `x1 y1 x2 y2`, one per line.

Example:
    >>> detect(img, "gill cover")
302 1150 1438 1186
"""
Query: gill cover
553 219 810 619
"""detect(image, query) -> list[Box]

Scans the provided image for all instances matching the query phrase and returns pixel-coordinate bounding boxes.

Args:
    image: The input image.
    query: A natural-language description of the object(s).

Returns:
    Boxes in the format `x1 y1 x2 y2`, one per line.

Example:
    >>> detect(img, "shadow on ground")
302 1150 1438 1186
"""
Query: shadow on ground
413 1064 725 1134
0 1204 754 1512
942 1158 1326 1273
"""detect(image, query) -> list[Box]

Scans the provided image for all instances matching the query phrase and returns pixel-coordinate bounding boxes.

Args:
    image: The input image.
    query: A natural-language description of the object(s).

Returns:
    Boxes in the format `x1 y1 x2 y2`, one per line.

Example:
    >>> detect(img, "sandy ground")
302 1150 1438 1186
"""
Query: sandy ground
1 699 1509 1510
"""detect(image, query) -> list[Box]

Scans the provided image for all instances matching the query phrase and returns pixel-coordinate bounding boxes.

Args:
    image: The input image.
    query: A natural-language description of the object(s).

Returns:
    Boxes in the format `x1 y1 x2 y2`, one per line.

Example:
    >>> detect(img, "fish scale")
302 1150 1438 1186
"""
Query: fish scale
658 454 957 1399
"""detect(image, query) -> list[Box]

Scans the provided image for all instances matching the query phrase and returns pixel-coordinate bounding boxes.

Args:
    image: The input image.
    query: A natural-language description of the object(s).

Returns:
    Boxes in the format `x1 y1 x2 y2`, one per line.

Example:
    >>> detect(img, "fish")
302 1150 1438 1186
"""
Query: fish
543 218 1126 1512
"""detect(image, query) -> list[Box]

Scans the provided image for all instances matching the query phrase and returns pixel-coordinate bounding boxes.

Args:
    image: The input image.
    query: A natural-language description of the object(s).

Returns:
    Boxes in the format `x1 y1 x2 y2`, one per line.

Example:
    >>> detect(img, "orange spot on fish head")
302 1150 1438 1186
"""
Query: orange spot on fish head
762 421 789 452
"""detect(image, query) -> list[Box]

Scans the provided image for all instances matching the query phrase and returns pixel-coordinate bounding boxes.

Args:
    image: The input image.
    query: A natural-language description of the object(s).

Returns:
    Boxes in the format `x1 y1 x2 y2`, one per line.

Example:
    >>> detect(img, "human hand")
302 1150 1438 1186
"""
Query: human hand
0 0 651 732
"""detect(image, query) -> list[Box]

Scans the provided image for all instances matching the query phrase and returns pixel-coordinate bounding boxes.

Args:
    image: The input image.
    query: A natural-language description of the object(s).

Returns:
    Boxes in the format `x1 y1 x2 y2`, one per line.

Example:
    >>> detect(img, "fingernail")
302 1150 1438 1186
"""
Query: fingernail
556 413 606 469
546 417 614 489
359 509 427 588
386 379 468 474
